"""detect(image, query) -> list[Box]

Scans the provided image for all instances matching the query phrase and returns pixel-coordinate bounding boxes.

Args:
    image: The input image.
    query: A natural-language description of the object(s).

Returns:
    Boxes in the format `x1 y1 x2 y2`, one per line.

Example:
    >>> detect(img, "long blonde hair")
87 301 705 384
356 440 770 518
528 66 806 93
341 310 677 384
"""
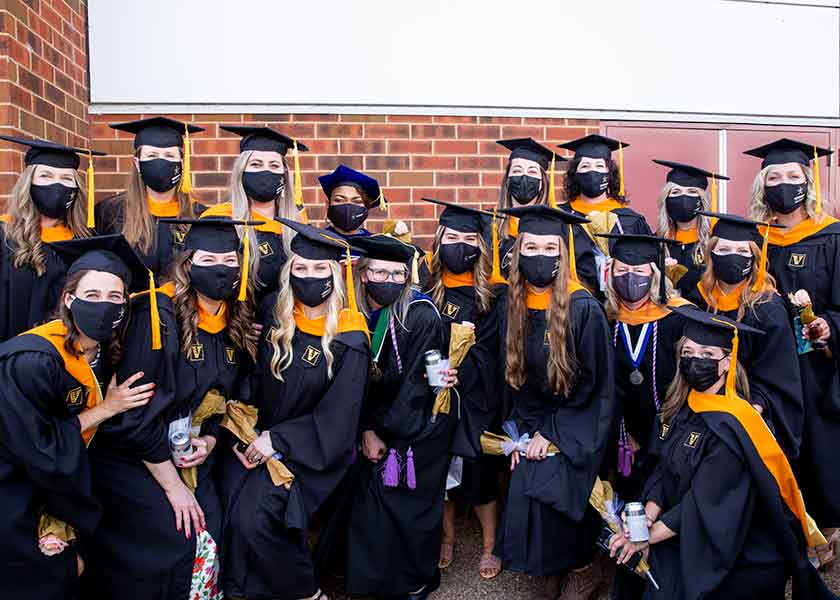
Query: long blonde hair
427 225 493 314
505 237 576 395
604 260 677 321
660 336 750 423
122 147 194 254
267 255 345 380
171 249 257 360
656 182 711 267
6 165 89 275
748 164 820 223
698 236 777 320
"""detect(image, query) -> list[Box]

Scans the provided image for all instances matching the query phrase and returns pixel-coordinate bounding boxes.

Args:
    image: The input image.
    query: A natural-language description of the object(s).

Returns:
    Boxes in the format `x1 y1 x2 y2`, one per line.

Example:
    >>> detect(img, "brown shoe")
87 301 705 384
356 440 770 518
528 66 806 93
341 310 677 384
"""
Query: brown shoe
556 558 604 600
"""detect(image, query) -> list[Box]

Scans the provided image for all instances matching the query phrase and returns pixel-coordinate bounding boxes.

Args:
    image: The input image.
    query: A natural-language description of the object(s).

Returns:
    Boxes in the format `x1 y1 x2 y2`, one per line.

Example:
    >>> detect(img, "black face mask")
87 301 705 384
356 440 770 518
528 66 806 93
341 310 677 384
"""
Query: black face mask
440 242 480 275
764 183 807 215
366 281 405 307
242 171 285 202
190 264 240 301
290 274 333 307
518 254 559 288
70 297 125 343
31 183 76 219
679 356 723 392
666 194 701 223
508 175 542 205
575 170 609 198
139 158 182 193
613 272 652 303
328 204 368 232
712 252 753 285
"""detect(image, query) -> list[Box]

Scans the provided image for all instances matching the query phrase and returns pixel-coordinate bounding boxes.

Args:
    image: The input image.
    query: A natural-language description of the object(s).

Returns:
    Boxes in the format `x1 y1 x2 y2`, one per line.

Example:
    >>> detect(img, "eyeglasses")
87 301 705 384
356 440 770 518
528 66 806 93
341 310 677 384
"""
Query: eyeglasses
366 267 408 284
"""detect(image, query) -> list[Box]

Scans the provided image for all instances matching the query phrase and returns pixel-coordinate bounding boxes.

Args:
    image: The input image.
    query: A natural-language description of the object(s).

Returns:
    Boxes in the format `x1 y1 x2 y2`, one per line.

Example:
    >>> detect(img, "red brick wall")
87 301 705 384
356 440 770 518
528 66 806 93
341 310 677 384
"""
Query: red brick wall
89 113 599 247
0 0 90 193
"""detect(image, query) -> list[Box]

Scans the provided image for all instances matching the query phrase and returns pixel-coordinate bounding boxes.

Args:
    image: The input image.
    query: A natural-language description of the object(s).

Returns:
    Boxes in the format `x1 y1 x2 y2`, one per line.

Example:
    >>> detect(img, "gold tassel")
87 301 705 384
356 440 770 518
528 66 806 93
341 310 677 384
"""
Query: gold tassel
711 176 718 213
179 124 192 194
548 151 557 208
237 224 250 302
618 142 625 198
490 209 506 284
292 139 304 212
568 224 578 282
148 270 161 350
752 223 770 293
378 191 388 213
345 246 358 313
711 317 739 400
813 145 822 216
86 150 95 228
411 249 420 285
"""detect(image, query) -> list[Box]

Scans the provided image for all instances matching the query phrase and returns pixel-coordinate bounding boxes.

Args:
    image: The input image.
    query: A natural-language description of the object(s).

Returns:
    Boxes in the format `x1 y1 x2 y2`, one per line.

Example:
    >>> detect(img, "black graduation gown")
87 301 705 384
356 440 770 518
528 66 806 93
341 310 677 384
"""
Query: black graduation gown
0 223 70 342
0 322 103 600
434 282 503 506
83 289 193 600
251 226 287 301
495 286 615 576
608 309 686 500
668 240 705 299
643 400 837 600
343 295 456 597
220 300 369 599
765 220 840 524
693 292 804 461
95 194 186 277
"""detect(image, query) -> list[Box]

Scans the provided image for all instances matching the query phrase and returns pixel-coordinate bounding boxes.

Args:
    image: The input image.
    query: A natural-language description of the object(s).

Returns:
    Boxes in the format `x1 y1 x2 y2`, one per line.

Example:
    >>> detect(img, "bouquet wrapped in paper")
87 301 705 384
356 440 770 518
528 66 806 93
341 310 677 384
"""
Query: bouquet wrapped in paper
431 321 475 420
480 420 559 456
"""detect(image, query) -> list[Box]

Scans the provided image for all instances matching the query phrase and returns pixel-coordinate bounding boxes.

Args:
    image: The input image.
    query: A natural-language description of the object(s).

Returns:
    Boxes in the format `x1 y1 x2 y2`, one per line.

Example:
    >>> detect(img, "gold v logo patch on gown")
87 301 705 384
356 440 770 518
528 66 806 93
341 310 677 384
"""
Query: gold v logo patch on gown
225 347 236 364
259 241 273 256
443 302 460 318
188 343 205 362
66 386 84 407
302 345 321 366
788 253 807 268
684 431 702 448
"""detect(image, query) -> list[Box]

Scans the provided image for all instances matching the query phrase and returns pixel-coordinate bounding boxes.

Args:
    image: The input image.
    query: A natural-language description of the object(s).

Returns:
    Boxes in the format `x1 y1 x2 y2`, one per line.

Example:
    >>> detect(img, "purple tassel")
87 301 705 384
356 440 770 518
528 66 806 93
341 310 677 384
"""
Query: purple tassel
618 443 634 477
406 447 416 490
383 449 400 487
617 441 628 477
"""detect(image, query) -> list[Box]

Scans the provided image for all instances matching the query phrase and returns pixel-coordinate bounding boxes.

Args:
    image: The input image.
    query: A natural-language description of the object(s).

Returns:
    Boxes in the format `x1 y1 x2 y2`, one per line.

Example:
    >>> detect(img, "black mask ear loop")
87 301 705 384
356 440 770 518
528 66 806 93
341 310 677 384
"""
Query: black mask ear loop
657 245 667 304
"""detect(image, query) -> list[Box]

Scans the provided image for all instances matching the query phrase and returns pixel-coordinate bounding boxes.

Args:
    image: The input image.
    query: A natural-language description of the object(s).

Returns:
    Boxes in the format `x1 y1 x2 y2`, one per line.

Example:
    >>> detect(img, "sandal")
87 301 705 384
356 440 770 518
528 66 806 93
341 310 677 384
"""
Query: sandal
479 552 502 580
438 542 454 569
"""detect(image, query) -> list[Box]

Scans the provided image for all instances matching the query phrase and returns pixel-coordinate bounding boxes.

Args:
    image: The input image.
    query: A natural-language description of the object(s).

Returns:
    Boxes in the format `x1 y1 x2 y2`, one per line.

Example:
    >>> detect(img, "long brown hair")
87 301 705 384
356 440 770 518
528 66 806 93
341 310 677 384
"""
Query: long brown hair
698 236 777 321
505 237 576 395
170 250 257 360
56 270 123 365
563 157 626 204
660 336 750 424
427 225 493 314
122 147 194 254
7 165 90 275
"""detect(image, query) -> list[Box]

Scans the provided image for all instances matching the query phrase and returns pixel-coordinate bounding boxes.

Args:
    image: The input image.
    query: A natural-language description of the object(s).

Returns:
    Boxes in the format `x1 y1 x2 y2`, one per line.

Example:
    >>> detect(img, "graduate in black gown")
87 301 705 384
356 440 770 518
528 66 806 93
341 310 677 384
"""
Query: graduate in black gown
319 164 383 256
744 138 840 554
420 198 505 580
0 234 155 600
0 135 103 341
493 138 600 293
494 205 615 600
609 307 839 600
337 233 456 600
651 160 724 298
690 212 803 460
204 125 311 301
96 117 204 277
220 219 370 600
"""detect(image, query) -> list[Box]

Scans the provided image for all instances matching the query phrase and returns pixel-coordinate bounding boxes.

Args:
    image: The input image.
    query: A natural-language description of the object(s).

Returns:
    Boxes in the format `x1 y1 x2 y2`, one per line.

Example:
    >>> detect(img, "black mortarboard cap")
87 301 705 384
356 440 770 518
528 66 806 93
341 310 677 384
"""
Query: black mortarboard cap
422 197 491 234
349 234 416 265
699 211 781 244
159 216 261 254
496 138 565 171
672 305 764 350
557 134 628 160
498 204 589 236
319 164 383 208
110 117 205 149
743 138 833 169
596 233 677 266
278 218 361 262
652 159 729 190
50 234 148 292
220 125 309 155
0 135 106 170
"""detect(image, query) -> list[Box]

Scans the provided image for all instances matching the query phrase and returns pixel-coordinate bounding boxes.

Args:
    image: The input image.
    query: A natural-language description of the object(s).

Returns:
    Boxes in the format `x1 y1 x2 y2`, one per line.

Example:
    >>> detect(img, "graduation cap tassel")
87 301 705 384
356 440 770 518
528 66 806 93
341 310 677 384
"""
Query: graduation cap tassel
345 246 359 313
411 250 420 286
813 145 822 216
378 192 388 214
752 223 770 293
179 124 192 194
86 150 95 229
567 224 579 283
618 142 625 198
148 270 162 350
548 151 557 208
726 326 739 401
490 209 506 285
237 225 250 302
710 176 718 214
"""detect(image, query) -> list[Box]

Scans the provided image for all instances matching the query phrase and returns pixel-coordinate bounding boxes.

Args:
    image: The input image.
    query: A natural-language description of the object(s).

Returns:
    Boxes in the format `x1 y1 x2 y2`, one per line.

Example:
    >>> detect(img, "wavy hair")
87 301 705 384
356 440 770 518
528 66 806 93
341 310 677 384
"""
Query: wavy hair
604 260 677 321
656 182 711 267
748 164 820 223
426 225 493 314
7 165 89 275
170 249 257 360
505 237 576 395
563 157 626 204
267 255 345 380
